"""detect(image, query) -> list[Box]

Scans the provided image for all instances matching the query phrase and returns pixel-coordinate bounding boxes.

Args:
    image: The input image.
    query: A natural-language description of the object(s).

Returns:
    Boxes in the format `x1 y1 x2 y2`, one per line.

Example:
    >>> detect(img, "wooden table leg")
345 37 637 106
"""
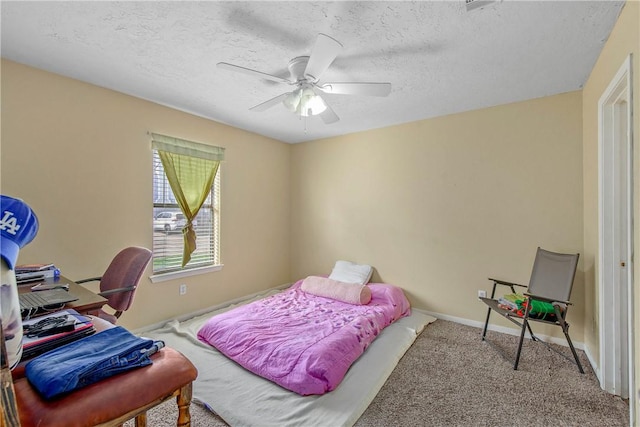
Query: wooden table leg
135 412 147 427
176 382 192 427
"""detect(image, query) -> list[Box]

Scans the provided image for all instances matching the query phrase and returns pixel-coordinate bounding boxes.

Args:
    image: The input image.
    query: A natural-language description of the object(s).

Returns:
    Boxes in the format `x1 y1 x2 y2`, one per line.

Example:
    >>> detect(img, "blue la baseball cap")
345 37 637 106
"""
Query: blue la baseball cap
0 195 39 270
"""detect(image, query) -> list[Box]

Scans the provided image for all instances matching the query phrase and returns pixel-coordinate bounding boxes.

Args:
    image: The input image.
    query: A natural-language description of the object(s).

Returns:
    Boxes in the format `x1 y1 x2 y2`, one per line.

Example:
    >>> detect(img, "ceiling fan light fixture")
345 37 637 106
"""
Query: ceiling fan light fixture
298 88 326 117
283 89 302 112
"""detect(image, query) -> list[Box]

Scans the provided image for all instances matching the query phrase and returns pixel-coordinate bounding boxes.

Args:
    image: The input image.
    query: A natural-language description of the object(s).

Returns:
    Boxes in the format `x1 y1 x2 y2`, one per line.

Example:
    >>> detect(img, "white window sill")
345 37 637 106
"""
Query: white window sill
149 264 223 283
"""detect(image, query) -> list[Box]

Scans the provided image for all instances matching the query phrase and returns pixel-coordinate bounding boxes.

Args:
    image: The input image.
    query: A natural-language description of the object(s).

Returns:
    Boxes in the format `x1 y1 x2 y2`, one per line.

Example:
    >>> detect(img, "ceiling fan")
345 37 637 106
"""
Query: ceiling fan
217 33 392 124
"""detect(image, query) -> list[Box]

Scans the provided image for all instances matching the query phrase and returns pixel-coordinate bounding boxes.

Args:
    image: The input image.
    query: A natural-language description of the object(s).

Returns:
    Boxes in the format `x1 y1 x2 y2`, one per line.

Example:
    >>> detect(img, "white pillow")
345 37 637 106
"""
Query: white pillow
328 260 373 285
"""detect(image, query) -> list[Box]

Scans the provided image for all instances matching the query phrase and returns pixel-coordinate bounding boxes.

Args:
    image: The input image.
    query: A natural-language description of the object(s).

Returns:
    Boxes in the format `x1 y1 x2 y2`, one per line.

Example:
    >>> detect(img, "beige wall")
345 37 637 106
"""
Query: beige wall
291 91 584 339
0 60 292 330
1 4 636 404
582 0 640 417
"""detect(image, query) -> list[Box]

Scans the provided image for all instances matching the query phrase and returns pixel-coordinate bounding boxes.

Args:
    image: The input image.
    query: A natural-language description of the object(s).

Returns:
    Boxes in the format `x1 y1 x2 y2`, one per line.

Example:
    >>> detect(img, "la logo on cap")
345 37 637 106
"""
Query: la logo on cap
0 210 22 235
0 195 39 270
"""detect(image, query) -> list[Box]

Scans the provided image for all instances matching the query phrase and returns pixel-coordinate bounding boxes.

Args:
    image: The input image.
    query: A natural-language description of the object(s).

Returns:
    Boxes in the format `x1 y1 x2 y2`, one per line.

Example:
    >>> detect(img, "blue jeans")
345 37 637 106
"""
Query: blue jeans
25 326 158 399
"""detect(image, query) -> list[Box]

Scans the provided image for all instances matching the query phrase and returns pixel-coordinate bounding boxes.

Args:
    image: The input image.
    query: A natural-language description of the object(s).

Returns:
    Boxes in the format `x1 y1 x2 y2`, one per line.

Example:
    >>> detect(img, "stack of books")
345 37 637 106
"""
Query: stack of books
15 263 61 284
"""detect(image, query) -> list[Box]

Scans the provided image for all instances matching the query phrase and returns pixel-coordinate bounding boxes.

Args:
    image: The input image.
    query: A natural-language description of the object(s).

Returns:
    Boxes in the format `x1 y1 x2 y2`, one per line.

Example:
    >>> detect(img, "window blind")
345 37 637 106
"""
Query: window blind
151 135 222 274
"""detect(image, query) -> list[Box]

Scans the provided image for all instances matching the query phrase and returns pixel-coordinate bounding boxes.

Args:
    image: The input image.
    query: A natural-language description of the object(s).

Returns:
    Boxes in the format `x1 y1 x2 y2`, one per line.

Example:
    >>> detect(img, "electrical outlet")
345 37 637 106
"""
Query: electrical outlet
179 284 187 295
478 290 487 299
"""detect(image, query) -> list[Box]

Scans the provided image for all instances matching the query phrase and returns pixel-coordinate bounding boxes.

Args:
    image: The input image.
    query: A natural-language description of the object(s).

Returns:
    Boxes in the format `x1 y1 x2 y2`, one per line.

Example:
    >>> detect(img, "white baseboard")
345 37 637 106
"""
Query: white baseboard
583 345 600 380
420 309 599 375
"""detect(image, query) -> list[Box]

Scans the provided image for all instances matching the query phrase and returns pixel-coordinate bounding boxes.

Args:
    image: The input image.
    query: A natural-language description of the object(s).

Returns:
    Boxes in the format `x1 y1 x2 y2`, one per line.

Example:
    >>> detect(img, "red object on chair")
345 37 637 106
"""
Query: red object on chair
76 247 152 324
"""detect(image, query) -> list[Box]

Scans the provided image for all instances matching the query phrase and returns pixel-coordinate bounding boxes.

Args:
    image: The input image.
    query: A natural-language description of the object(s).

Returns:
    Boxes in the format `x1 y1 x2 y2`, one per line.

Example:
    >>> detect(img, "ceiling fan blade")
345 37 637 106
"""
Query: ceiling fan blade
319 99 340 124
218 62 292 85
304 33 342 82
249 92 291 112
319 82 392 97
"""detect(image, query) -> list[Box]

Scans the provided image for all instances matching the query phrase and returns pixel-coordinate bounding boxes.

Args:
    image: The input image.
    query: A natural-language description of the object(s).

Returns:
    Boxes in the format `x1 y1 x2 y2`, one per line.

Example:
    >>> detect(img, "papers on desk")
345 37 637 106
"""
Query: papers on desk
21 309 96 359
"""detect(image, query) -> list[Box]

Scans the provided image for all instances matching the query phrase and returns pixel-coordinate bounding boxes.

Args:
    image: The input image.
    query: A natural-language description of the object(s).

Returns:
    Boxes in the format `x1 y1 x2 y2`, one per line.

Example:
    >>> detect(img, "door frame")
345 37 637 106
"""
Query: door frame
598 54 634 424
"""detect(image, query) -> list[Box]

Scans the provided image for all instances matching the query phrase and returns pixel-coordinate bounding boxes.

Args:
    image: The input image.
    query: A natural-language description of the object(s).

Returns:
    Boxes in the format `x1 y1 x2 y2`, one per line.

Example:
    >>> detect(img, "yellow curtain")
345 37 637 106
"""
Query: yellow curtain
152 133 225 267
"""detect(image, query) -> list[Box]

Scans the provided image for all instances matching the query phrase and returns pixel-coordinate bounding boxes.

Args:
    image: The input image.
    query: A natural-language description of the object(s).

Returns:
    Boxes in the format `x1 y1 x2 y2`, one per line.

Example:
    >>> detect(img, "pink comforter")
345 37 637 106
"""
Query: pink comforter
197 280 411 395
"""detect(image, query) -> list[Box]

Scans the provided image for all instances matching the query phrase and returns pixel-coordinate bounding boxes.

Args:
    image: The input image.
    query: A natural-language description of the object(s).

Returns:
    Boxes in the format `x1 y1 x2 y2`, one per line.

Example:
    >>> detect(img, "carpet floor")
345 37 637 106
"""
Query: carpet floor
127 319 629 427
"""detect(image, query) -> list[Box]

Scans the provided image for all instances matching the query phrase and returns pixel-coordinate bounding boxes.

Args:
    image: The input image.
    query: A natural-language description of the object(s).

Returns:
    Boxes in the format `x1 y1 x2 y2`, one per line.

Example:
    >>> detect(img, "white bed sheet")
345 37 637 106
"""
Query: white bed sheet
140 290 436 427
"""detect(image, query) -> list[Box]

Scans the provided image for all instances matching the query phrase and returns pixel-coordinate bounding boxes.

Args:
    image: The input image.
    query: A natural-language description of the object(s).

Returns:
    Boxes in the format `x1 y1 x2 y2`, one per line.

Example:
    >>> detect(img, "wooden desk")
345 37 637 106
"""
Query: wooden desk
18 276 107 316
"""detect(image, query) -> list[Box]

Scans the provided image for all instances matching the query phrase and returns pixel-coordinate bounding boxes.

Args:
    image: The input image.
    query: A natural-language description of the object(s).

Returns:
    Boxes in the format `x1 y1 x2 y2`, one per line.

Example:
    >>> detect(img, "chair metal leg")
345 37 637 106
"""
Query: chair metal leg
481 306 492 340
563 328 585 374
481 281 500 341
525 321 537 341
554 306 585 374
513 304 532 370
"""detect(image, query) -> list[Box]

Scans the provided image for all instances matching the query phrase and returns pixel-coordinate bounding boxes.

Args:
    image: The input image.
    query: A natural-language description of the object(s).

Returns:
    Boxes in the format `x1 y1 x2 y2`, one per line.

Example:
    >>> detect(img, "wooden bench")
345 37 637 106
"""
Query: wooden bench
12 346 197 427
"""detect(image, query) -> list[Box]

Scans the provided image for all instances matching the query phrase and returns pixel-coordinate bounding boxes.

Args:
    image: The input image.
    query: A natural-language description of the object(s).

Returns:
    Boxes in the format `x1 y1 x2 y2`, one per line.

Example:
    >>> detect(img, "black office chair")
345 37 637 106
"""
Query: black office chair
76 247 152 324
479 247 584 373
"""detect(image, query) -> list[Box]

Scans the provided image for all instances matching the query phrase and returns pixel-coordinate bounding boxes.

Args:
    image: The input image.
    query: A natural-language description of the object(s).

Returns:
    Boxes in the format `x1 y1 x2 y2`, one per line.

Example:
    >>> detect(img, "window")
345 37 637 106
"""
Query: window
151 133 223 278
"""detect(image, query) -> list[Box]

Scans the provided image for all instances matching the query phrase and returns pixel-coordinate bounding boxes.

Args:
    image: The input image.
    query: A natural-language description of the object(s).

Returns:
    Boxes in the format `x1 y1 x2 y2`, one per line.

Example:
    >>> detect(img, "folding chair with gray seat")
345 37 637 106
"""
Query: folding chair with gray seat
479 247 584 373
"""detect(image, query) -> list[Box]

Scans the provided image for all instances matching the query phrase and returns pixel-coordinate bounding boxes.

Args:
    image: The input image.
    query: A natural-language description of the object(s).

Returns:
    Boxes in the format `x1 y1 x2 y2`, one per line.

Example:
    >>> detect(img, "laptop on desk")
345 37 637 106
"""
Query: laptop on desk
19 289 79 314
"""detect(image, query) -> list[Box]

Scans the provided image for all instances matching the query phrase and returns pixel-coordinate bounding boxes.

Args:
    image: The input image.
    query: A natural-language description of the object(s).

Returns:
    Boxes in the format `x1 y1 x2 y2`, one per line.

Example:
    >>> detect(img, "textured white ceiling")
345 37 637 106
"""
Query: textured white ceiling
0 1 625 143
